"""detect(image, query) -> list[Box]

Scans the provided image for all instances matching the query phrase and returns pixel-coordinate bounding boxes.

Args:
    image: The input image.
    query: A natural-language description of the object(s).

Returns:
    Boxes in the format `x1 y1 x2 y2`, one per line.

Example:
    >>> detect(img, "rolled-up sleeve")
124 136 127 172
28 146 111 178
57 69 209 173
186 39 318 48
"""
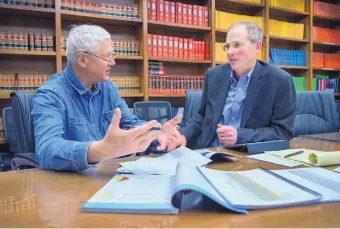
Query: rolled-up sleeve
32 87 91 171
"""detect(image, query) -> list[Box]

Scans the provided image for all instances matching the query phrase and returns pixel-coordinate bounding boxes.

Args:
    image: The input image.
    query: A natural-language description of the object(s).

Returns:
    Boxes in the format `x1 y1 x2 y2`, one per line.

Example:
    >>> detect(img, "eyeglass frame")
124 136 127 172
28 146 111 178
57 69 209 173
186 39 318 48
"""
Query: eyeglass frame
81 51 116 62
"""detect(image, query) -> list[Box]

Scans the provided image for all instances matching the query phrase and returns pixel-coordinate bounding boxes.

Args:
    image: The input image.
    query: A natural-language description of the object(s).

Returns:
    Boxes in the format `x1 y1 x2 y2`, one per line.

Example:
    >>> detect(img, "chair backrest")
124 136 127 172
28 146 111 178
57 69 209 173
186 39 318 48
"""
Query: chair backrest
294 91 339 136
133 101 172 124
182 90 203 126
10 92 35 154
2 107 19 153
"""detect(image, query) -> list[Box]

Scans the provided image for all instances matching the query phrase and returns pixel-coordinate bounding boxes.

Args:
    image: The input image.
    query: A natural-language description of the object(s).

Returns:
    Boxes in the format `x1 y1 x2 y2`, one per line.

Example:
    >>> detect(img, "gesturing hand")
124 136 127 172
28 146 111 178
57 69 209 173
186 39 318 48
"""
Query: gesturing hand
155 114 187 151
88 108 161 162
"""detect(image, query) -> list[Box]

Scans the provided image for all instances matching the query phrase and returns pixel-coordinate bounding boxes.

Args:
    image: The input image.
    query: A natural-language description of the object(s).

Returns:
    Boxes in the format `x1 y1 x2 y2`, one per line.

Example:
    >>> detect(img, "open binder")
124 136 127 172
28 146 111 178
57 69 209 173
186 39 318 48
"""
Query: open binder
81 164 339 215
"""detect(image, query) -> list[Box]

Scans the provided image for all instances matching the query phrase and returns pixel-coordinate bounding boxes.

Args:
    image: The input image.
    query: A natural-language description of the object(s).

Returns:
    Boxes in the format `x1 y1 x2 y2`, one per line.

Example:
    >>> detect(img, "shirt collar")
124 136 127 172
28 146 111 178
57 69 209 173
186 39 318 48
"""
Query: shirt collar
64 64 100 95
230 61 257 86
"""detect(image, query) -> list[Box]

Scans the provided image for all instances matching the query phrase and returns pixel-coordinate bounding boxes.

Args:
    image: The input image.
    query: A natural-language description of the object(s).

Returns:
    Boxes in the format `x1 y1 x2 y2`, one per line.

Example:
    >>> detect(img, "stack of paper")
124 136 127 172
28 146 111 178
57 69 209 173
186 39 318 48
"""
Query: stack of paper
265 148 340 166
118 146 212 175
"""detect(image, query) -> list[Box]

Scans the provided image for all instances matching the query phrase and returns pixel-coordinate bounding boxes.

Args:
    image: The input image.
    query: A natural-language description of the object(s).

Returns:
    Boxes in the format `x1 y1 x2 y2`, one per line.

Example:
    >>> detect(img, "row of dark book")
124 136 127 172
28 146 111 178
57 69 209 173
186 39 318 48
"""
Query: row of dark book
0 0 54 8
60 0 138 18
0 31 54 51
110 76 140 94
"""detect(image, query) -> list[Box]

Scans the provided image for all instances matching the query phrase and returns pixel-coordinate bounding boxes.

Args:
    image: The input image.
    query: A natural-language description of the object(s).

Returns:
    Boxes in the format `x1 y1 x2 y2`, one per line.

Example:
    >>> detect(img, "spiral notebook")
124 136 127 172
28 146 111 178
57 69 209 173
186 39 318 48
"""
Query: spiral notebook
81 165 338 215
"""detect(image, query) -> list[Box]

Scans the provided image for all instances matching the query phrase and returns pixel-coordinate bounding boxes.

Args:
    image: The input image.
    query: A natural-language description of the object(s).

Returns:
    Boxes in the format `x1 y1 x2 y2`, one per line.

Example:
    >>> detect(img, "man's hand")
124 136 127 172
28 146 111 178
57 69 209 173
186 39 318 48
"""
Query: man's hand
217 124 237 146
88 108 161 163
155 114 187 151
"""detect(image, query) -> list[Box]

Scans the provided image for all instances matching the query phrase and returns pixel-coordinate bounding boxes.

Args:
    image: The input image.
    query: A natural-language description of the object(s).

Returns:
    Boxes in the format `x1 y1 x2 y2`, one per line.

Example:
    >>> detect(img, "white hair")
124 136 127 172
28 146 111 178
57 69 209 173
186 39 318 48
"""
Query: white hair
66 24 111 65
228 21 263 43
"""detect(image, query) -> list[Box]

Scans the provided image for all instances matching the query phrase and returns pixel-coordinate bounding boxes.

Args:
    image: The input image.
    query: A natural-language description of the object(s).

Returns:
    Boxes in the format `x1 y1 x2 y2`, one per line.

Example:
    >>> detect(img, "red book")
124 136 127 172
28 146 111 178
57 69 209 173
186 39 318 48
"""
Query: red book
151 0 157 21
170 2 176 23
152 34 158 57
176 2 183 24
187 5 193 25
204 41 209 60
168 36 174 59
174 37 179 59
148 34 152 57
164 1 170 22
147 0 152 20
193 5 198 26
183 38 189 59
178 38 184 59
188 39 193 60
163 36 168 58
198 6 203 26
157 35 163 58
157 0 164 21
182 3 188 25
203 6 208 27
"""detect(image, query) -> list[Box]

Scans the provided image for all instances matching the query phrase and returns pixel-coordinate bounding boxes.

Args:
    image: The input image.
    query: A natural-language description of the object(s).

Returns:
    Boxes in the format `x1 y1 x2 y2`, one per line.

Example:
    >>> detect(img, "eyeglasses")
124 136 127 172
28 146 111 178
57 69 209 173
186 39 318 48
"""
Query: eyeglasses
82 51 116 62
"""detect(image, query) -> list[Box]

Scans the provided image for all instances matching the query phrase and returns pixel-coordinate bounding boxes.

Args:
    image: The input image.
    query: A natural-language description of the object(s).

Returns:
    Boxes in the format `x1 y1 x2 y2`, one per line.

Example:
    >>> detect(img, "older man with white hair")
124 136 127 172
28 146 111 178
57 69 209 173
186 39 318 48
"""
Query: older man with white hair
32 24 184 171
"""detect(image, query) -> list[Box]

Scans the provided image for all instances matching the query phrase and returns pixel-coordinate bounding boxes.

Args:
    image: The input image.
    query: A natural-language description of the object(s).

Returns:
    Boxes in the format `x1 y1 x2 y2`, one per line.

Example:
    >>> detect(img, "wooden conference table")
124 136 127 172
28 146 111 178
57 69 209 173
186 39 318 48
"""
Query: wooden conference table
0 137 339 228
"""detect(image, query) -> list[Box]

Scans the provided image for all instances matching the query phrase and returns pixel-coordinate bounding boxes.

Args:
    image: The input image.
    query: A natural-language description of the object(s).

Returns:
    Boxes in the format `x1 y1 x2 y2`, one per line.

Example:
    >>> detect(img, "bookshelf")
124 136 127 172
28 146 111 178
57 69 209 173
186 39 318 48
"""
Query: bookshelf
0 0 339 105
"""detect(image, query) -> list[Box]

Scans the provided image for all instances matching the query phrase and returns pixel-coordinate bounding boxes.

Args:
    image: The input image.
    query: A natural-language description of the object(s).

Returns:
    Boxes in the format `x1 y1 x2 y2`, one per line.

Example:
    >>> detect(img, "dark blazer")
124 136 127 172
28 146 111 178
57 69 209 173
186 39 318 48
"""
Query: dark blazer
180 60 297 149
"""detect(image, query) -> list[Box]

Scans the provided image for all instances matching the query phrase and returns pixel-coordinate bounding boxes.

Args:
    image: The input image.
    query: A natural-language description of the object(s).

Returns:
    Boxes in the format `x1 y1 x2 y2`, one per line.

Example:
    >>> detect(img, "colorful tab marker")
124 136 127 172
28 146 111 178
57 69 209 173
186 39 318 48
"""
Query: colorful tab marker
115 176 129 181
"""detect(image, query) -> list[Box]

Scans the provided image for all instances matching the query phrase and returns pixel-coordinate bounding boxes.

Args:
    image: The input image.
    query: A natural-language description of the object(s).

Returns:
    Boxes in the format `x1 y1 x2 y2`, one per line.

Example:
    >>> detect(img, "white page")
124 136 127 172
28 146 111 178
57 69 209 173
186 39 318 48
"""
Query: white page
247 153 301 167
119 146 211 175
198 167 320 209
89 175 175 204
334 167 340 173
272 167 340 203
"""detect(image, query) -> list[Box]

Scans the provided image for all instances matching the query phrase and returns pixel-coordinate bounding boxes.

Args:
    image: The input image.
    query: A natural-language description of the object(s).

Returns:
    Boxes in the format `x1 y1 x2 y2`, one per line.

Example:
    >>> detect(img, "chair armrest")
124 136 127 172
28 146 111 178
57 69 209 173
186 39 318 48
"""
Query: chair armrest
11 153 38 170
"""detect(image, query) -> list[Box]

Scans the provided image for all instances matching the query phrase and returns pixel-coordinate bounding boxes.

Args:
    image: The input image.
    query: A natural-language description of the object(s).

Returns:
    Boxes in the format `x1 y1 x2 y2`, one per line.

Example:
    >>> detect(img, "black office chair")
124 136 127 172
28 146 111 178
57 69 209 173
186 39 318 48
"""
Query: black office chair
0 107 16 171
10 92 38 170
133 101 172 124
181 90 203 127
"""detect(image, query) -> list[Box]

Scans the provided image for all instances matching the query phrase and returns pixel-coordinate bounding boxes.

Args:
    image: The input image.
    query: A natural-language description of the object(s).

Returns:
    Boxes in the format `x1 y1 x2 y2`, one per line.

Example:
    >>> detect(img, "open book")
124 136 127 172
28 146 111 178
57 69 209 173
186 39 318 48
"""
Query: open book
82 164 340 215
266 148 340 166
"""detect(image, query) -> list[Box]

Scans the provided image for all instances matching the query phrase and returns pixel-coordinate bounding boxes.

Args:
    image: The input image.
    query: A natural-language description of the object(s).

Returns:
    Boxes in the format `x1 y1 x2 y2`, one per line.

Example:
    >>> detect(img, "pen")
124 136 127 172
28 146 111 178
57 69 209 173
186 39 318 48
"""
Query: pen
283 150 304 158
122 125 165 131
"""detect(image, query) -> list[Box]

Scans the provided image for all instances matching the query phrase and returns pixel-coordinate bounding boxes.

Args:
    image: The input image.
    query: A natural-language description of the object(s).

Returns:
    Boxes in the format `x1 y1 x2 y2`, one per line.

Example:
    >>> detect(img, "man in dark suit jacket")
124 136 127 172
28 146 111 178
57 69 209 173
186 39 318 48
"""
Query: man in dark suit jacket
168 21 297 150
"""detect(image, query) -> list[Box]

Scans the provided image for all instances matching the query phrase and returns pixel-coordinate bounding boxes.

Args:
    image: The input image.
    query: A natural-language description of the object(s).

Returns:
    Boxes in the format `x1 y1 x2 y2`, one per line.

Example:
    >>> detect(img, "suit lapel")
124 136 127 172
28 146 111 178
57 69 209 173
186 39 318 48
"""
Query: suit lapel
240 61 264 128
209 65 231 139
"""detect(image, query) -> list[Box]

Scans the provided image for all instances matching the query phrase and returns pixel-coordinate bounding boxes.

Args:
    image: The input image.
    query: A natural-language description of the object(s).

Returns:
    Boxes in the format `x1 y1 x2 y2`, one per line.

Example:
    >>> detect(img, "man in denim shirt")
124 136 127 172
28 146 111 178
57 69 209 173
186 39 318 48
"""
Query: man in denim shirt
32 25 184 171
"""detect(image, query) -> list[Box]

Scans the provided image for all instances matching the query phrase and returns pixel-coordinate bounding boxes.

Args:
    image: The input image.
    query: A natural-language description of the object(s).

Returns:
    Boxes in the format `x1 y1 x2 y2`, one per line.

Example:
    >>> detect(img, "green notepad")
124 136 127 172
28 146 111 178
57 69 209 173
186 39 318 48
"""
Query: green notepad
265 148 340 166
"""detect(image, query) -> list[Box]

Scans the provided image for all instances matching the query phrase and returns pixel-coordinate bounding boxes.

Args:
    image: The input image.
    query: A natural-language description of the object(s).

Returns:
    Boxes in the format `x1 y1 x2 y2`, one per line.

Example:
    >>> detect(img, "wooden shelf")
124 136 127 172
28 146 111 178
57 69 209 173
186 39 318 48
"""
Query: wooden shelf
313 41 340 48
148 20 211 32
0 94 10 99
0 50 56 56
0 137 5 144
149 94 185 97
148 58 211 64
61 10 142 25
215 0 264 11
0 3 55 18
270 35 309 43
216 61 226 65
313 67 340 72
120 93 144 97
269 6 309 18
313 14 340 24
277 65 309 70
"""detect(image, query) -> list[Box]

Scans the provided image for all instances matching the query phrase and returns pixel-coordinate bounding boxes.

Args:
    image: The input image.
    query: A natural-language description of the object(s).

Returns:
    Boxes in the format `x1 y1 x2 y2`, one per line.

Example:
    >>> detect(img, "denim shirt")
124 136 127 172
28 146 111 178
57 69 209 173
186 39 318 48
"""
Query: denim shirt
32 64 145 171
213 64 255 147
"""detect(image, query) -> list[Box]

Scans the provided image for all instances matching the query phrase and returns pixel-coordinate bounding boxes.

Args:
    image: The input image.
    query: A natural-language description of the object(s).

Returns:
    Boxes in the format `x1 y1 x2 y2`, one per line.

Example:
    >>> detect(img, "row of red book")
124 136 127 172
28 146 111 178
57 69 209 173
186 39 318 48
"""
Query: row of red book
314 1 340 18
147 0 208 26
313 27 340 45
148 34 209 60
148 74 204 94
313 52 340 69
